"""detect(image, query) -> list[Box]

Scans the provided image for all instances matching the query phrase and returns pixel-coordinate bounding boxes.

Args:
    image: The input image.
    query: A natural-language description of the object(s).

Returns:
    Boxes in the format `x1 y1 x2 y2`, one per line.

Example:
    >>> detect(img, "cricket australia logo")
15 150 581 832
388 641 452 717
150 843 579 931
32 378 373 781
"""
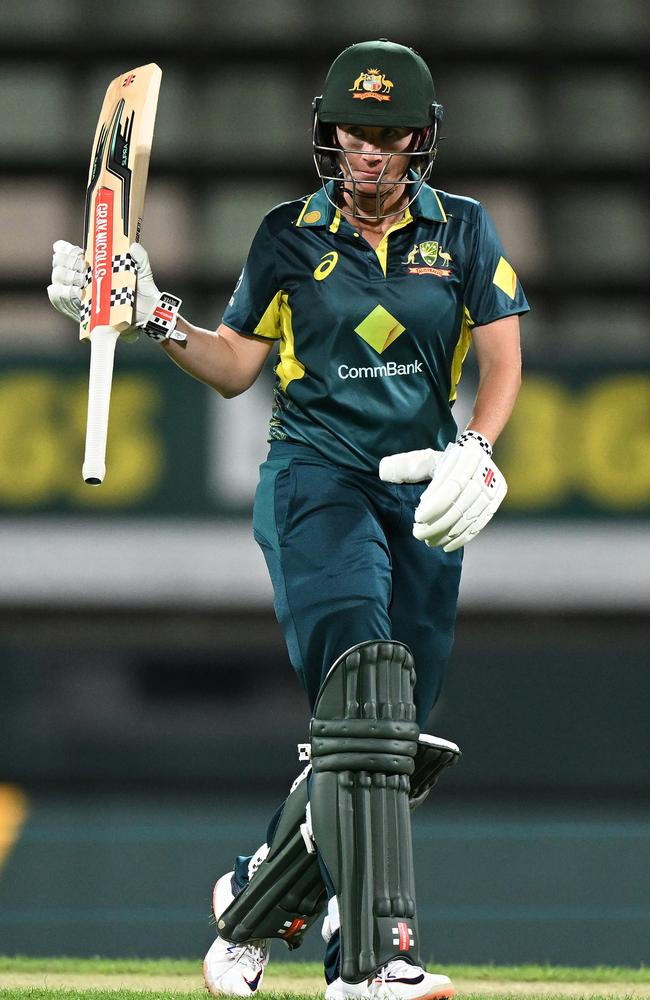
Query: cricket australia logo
349 68 394 102
404 242 453 277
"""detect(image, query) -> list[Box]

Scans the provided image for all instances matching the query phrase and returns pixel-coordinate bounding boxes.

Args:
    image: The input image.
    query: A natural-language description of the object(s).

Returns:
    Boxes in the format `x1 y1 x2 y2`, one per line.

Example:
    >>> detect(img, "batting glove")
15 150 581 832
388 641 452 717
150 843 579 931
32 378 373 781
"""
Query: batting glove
47 240 185 344
47 239 85 322
378 447 443 484
380 431 507 552
128 243 186 344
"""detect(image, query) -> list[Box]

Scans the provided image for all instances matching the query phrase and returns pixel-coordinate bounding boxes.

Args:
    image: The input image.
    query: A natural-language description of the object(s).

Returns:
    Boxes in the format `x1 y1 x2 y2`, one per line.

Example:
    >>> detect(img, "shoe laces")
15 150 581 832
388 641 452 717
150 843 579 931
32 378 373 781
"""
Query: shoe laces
236 940 269 971
368 977 397 1000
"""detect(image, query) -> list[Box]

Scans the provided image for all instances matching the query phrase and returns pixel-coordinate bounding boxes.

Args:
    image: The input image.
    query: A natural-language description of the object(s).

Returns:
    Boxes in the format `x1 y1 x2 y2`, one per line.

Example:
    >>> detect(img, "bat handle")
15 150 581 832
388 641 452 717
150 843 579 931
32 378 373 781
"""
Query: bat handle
82 325 120 484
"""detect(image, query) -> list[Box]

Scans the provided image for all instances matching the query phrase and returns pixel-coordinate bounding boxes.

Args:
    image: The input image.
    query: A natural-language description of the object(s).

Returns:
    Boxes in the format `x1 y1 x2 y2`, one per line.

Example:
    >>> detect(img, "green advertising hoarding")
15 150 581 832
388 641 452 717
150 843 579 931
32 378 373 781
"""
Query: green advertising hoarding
496 369 649 516
0 356 647 517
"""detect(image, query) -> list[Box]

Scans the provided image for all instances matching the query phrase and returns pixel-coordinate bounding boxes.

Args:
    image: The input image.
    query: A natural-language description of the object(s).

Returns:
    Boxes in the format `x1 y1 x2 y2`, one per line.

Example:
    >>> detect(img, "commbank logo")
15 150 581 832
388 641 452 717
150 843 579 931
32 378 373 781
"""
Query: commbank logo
338 360 423 380
354 304 405 354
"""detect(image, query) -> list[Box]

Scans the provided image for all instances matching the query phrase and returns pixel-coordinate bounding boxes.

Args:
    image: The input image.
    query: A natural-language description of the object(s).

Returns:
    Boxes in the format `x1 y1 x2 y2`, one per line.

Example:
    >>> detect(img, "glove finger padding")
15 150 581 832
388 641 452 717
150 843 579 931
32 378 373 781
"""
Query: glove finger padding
420 494 491 548
128 243 185 344
439 504 496 552
413 480 486 541
47 282 82 322
378 448 442 484
415 443 484 523
48 240 87 323
129 243 160 327
51 264 84 289
414 439 507 551
52 239 85 269
413 503 464 543
129 242 155 285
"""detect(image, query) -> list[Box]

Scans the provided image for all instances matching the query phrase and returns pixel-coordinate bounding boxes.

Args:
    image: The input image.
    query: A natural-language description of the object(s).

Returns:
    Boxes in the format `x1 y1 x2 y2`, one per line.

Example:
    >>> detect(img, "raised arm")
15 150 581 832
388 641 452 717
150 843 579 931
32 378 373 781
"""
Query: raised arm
161 319 273 398
48 240 274 400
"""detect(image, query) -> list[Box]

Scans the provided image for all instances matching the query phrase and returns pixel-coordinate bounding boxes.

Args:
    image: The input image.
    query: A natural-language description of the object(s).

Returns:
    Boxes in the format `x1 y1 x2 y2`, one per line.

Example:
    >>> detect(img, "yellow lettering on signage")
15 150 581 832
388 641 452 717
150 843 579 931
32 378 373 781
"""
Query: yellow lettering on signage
500 374 650 511
0 375 62 503
500 377 576 507
581 376 650 508
0 373 163 506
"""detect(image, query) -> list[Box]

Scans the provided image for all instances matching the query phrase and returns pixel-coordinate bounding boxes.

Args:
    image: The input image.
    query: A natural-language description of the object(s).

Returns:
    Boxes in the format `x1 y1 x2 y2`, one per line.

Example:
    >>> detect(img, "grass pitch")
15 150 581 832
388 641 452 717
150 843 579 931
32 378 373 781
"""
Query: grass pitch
0 957 648 1000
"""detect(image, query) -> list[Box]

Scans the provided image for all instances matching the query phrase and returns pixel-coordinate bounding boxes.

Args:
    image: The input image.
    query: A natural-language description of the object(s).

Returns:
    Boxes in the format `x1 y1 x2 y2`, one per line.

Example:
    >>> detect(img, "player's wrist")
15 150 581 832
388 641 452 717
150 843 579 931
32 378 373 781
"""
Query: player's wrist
458 429 492 456
139 292 187 346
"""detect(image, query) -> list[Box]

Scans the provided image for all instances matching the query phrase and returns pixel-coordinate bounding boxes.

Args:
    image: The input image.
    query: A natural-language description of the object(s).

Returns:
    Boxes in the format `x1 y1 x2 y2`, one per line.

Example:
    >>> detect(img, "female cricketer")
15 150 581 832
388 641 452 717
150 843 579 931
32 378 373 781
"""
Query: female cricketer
49 39 528 1000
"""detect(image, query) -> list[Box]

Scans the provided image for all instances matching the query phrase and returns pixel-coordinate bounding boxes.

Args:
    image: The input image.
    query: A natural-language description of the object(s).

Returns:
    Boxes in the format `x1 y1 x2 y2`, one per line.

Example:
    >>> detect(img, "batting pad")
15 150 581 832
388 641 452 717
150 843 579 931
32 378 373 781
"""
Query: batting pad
215 729 459 954
309 640 421 982
216 768 327 949
409 733 461 809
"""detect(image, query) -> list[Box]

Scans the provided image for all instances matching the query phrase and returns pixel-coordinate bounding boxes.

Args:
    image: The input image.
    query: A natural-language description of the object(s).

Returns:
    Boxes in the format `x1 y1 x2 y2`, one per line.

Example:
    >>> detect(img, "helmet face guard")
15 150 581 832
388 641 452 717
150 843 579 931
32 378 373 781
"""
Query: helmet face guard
312 40 443 221
312 106 441 221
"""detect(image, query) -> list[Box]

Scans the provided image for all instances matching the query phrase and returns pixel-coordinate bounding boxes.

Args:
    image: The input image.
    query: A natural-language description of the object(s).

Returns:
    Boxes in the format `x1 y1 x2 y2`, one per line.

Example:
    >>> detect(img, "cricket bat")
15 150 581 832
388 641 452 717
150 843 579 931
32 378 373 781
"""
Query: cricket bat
80 63 162 484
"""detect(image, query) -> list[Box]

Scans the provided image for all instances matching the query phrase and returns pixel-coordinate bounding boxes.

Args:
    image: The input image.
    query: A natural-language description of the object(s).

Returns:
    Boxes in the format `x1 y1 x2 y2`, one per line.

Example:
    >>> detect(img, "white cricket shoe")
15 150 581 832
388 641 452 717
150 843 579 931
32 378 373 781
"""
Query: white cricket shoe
325 959 454 1000
203 871 270 996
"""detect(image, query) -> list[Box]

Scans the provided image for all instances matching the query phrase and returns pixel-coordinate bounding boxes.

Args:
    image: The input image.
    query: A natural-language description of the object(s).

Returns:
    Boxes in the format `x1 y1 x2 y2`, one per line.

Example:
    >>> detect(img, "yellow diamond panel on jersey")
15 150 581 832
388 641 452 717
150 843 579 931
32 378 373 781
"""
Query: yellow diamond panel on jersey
221 179 529 473
493 256 518 299
355 305 406 354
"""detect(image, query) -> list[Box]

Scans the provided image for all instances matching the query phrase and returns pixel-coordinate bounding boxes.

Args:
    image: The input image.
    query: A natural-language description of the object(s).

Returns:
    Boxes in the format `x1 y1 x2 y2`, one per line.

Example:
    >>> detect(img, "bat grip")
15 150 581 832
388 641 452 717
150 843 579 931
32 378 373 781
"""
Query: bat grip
82 326 120 484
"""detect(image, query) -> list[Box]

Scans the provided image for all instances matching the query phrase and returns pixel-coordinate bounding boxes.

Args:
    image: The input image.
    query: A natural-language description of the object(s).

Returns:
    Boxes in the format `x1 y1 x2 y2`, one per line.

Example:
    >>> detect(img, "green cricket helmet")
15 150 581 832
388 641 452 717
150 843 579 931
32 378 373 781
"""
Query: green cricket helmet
317 38 442 127
312 39 443 220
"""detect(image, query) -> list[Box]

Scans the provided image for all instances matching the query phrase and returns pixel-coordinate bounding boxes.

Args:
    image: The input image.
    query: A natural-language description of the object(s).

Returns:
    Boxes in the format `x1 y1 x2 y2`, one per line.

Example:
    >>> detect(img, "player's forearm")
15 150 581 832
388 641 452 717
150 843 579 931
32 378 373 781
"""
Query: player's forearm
465 358 521 445
160 317 248 398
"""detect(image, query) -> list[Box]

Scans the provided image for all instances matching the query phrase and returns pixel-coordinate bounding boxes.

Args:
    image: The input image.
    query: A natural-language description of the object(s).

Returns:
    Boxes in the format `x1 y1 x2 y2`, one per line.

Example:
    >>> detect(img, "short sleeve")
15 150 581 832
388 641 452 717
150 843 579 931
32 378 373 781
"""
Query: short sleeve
221 217 282 340
463 204 530 327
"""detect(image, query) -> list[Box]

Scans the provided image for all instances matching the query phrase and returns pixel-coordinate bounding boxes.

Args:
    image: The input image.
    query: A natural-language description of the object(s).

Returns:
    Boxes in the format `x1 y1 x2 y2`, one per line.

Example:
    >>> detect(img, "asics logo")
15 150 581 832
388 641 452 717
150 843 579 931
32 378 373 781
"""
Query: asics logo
313 251 339 281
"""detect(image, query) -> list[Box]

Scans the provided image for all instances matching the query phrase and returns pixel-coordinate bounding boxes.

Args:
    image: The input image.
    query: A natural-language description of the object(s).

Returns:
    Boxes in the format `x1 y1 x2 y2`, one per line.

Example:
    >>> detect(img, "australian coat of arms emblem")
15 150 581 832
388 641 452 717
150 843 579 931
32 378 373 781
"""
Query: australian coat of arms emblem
349 68 394 102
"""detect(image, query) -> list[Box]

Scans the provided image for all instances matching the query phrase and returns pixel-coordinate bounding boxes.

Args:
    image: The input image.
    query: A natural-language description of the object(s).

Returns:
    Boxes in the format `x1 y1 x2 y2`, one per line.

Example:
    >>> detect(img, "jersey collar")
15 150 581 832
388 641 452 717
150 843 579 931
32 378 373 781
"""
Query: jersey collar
411 183 448 223
295 185 338 229
296 179 447 231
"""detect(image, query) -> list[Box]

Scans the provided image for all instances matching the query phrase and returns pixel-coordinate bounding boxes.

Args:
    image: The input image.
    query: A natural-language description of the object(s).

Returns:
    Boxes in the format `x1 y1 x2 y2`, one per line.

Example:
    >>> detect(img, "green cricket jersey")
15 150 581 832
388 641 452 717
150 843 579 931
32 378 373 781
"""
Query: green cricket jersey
222 179 530 472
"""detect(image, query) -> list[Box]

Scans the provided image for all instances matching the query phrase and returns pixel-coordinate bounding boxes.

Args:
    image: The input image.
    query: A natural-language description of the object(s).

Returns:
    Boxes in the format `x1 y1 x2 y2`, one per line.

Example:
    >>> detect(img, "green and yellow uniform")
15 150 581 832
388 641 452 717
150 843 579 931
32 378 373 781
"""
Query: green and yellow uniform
219 37 531 989
223 179 529 471
221 180 528 722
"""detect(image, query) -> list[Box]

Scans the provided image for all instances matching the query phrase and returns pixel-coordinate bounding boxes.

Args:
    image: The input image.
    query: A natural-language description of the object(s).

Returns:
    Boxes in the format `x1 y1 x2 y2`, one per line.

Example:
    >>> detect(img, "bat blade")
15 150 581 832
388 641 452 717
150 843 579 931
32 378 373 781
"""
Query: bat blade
80 63 162 484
